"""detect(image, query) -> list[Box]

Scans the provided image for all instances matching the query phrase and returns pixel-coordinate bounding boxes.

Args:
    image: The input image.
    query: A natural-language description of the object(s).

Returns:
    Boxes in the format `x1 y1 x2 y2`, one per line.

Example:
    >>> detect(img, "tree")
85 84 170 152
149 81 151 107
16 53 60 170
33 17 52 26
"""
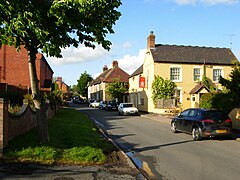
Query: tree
219 60 240 106
0 0 121 143
77 71 93 98
151 75 176 104
106 79 128 102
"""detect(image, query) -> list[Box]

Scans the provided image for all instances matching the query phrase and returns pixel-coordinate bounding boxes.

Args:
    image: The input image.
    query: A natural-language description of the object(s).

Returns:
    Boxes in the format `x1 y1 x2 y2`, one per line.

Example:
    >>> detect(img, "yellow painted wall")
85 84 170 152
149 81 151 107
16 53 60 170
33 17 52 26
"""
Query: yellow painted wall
128 48 233 113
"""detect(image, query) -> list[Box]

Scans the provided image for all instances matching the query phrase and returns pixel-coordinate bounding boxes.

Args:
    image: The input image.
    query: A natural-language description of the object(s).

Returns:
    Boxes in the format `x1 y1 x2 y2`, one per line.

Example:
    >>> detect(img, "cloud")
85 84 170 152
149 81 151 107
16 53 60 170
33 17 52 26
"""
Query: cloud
175 0 239 5
47 45 109 66
117 49 146 75
92 49 145 79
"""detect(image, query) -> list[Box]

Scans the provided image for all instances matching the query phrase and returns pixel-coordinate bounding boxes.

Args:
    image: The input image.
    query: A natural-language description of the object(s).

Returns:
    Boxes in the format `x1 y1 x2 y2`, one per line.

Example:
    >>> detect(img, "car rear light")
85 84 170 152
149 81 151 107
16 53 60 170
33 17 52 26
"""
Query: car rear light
224 119 232 123
201 119 215 123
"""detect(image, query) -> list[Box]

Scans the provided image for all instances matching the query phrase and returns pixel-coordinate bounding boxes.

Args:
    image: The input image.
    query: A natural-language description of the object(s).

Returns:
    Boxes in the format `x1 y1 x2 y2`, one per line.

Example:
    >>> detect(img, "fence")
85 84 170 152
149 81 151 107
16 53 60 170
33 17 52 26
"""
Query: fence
156 99 176 109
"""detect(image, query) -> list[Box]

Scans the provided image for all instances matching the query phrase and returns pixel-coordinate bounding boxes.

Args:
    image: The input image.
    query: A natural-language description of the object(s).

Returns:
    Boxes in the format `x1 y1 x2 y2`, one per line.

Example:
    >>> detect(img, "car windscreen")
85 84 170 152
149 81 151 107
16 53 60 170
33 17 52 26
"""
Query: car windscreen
204 111 228 121
123 104 133 108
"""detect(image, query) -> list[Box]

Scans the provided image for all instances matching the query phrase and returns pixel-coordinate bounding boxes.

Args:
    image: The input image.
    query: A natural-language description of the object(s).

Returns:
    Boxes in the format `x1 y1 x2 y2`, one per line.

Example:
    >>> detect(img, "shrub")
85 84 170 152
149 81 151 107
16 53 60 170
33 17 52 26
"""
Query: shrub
211 93 235 113
151 76 176 104
200 93 214 109
200 93 235 113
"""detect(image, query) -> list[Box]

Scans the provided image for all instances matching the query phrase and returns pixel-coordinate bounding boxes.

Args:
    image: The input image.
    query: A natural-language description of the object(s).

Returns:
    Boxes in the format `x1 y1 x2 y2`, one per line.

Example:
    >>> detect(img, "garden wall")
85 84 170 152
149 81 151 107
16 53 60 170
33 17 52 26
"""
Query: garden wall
0 98 58 155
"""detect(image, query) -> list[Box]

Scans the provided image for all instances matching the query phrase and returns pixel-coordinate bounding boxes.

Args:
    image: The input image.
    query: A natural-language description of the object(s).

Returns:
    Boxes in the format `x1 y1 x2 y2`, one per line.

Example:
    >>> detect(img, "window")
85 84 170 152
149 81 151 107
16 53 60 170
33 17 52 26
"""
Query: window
170 67 181 82
193 68 201 81
213 69 222 82
180 110 189 117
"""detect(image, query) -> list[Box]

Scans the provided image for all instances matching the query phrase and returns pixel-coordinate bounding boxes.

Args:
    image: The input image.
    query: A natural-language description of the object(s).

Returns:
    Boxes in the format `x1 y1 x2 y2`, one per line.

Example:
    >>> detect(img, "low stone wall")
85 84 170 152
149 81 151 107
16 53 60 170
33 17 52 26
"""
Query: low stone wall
0 99 58 153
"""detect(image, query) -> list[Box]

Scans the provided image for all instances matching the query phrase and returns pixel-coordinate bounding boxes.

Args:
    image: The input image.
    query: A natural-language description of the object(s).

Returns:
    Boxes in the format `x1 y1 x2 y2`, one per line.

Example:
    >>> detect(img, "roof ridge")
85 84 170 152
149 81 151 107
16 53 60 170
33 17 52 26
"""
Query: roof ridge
155 44 229 50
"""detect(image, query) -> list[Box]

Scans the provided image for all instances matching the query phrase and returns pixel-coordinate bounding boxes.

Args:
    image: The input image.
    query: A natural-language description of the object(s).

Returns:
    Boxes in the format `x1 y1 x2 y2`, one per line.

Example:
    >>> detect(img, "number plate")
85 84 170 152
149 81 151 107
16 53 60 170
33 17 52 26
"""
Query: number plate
216 130 227 133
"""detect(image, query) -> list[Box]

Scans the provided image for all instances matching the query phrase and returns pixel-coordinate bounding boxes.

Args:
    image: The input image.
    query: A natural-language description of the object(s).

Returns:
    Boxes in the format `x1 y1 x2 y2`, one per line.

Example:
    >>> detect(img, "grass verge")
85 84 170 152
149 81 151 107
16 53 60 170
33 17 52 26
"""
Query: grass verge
3 108 117 165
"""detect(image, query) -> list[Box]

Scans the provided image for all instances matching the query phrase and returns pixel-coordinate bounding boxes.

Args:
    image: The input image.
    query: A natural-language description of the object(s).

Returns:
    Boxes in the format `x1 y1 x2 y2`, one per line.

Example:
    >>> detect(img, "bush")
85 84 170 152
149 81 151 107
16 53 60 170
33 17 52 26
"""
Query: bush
200 93 235 113
200 93 214 109
212 93 235 113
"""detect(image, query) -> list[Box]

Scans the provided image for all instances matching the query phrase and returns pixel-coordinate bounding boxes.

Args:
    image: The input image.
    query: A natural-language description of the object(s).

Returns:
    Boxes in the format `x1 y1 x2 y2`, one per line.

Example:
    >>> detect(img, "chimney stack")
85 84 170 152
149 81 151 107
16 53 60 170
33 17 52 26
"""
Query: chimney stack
147 31 155 49
103 65 108 72
112 61 118 68
57 77 62 82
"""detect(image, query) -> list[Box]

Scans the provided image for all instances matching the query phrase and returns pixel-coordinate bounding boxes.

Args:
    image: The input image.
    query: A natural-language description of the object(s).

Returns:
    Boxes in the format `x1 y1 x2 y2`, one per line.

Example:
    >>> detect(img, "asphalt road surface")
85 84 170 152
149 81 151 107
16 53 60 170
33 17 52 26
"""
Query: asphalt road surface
80 105 240 180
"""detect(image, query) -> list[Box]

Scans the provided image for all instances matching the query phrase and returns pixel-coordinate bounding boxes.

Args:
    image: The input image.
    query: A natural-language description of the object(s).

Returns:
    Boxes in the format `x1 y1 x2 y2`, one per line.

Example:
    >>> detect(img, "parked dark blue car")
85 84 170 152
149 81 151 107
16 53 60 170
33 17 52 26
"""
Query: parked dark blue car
171 108 232 140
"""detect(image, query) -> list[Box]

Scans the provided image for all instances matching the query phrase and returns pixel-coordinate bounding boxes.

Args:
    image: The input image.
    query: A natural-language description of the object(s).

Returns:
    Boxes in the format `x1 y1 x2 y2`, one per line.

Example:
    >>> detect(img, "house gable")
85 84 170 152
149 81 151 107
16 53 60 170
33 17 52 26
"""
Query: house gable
189 83 211 94
90 61 129 85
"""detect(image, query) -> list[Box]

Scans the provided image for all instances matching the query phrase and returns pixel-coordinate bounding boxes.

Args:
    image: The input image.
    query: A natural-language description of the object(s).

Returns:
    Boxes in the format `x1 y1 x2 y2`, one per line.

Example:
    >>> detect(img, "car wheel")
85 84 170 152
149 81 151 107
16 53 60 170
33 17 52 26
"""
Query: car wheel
192 127 202 141
171 122 178 133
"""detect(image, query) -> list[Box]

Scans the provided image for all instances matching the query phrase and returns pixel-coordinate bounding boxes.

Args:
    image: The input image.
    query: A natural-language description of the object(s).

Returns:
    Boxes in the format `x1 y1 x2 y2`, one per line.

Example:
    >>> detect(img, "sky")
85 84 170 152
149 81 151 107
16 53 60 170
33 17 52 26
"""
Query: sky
46 0 240 86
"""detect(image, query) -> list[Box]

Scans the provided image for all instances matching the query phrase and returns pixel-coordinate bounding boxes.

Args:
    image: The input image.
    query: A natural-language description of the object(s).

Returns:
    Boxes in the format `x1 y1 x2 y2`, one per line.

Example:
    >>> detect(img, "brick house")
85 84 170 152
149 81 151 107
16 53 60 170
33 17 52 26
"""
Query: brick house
55 77 70 99
0 45 53 96
129 31 237 113
88 61 129 102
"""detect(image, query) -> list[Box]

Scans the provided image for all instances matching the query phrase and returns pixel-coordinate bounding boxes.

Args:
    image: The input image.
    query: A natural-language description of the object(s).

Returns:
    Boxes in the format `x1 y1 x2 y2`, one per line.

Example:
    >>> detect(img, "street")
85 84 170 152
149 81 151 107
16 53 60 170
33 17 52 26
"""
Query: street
80 105 240 180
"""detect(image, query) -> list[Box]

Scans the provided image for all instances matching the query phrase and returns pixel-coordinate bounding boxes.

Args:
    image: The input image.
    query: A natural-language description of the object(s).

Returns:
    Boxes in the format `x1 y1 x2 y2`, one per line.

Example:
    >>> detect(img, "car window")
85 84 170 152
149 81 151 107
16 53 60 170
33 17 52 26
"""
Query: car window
188 110 197 117
123 104 133 108
180 110 189 117
204 110 228 121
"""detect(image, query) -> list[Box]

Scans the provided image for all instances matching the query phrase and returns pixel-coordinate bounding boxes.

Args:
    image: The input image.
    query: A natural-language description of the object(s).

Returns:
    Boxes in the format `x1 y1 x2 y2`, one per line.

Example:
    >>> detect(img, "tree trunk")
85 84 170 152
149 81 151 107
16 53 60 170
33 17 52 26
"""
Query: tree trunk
28 49 49 144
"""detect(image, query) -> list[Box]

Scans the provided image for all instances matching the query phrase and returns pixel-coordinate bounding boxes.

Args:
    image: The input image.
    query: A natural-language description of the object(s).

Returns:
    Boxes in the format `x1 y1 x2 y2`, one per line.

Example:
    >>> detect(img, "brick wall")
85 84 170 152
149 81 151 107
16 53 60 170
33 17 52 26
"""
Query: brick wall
0 45 53 89
0 99 58 154
0 45 30 86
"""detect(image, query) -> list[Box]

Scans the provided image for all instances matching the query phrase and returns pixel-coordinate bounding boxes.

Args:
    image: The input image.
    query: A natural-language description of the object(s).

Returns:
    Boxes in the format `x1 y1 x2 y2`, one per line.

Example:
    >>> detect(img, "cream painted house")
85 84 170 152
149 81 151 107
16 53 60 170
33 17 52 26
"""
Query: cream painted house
129 31 237 113
88 61 129 102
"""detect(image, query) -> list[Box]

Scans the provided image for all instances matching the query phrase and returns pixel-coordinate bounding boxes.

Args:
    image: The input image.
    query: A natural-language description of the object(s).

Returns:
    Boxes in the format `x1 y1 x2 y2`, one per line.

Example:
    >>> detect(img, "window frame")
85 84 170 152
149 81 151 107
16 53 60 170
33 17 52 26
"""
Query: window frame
193 67 201 82
170 67 182 82
213 68 223 82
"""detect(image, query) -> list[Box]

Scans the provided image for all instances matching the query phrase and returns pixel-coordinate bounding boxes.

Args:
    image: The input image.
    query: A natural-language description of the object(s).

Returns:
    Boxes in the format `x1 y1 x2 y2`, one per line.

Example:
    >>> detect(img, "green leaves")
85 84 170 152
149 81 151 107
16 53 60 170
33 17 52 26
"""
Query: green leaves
0 0 121 57
77 71 93 97
151 75 176 104
106 79 128 100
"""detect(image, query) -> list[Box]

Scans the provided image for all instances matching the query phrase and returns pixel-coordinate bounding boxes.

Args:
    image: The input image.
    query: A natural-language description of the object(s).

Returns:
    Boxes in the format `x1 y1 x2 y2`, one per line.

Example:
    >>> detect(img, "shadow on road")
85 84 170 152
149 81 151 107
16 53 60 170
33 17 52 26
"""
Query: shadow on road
133 140 194 153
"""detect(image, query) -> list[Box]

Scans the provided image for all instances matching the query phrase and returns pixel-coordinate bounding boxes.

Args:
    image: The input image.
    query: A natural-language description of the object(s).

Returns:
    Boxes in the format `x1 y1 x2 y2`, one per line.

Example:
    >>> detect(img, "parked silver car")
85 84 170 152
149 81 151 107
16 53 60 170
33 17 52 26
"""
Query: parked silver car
89 100 100 108
118 103 139 116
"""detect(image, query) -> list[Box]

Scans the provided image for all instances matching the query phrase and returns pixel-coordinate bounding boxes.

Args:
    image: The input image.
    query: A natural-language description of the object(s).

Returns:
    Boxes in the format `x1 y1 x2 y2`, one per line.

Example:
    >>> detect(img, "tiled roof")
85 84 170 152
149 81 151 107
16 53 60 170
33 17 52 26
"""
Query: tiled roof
189 83 211 94
129 65 143 78
89 65 129 85
151 44 237 65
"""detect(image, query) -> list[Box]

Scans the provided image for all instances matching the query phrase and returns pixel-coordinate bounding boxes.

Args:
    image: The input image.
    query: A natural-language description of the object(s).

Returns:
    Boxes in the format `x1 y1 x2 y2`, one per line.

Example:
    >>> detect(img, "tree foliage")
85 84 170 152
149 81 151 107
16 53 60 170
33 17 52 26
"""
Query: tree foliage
106 79 128 102
151 75 176 104
0 0 121 55
77 71 93 98
220 60 240 105
0 0 121 143
200 60 240 113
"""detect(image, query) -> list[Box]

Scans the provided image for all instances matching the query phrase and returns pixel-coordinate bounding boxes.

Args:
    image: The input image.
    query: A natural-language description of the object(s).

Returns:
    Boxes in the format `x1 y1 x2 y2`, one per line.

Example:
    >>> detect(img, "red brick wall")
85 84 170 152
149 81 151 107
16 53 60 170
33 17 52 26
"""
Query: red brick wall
0 45 53 89
36 54 53 88
0 45 30 87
